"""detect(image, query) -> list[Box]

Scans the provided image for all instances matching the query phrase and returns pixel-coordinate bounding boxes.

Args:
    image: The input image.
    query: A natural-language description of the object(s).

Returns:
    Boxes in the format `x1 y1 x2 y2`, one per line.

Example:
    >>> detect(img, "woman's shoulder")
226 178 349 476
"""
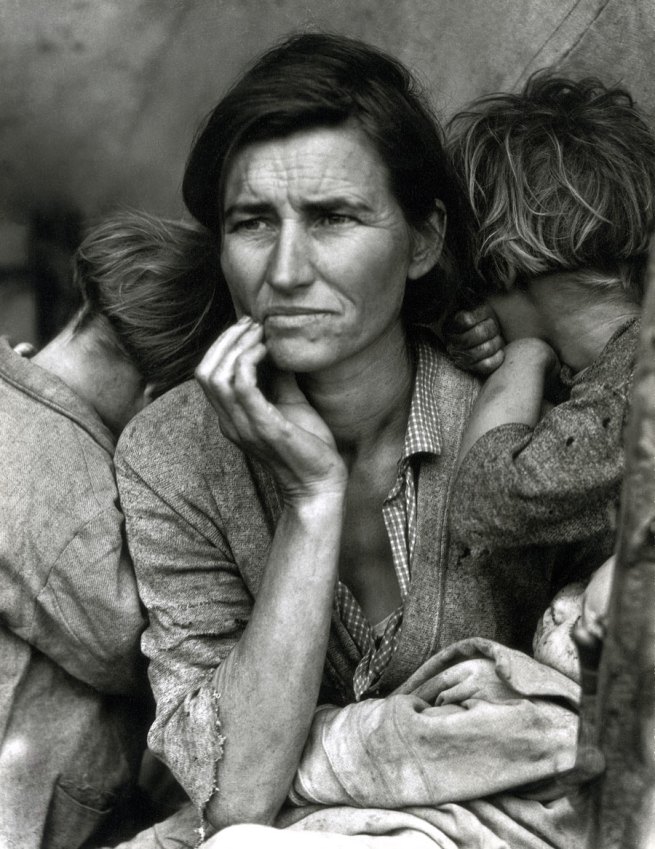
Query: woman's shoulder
116 378 239 478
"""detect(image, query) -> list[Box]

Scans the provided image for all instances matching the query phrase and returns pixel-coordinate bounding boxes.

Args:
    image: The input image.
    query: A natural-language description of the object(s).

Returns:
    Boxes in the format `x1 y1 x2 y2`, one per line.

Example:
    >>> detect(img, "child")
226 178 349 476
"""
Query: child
443 73 655 586
0 211 226 849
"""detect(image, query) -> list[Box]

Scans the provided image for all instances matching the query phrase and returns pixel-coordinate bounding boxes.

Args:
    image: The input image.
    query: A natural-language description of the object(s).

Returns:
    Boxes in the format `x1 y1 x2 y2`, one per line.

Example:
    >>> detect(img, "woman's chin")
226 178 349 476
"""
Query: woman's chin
265 339 334 374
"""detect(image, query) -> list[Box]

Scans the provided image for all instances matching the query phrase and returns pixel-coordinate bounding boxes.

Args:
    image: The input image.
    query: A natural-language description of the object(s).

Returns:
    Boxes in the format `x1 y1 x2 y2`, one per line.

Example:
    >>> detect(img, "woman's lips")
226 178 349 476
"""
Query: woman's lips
263 309 333 327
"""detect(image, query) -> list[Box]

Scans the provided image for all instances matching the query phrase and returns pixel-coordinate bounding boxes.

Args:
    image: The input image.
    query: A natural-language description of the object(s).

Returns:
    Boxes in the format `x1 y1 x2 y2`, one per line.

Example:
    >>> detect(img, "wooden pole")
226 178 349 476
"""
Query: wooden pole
588 242 655 847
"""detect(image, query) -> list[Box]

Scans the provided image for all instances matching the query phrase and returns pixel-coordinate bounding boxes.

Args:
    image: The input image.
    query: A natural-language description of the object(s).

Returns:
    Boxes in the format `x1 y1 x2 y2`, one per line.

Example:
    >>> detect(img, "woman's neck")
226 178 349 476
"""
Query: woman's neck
298 323 415 462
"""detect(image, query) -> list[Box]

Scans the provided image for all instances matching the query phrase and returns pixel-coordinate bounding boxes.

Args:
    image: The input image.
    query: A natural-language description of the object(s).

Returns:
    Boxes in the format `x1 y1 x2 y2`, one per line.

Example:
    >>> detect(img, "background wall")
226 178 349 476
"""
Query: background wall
0 0 653 342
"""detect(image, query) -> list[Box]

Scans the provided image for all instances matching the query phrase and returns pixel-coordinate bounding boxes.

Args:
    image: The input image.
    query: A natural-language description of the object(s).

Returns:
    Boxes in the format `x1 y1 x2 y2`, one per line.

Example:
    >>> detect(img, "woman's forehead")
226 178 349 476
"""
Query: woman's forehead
222 124 393 209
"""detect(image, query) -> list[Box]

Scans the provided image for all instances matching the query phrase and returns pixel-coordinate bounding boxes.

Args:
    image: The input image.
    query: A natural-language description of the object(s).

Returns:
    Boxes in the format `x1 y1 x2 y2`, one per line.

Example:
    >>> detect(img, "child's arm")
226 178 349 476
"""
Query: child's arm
451 365 629 548
449 296 637 550
456 337 558 471
580 555 615 641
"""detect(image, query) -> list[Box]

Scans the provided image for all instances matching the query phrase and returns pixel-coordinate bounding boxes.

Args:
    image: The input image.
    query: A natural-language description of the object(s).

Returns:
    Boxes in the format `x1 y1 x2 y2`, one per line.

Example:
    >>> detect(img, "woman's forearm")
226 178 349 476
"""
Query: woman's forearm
206 490 345 829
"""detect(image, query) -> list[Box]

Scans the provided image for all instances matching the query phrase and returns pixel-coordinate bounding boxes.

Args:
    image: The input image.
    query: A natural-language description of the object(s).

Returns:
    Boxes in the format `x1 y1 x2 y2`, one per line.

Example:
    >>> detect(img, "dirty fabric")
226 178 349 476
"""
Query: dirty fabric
0 339 149 849
450 319 639 551
272 639 590 848
115 331 612 821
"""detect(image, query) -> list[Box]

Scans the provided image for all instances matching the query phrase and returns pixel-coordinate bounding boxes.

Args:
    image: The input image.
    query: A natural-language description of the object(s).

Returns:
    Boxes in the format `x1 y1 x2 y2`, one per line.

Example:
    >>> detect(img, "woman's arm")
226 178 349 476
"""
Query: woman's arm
119 317 348 830
207 491 344 828
195 319 348 829
289 642 583 809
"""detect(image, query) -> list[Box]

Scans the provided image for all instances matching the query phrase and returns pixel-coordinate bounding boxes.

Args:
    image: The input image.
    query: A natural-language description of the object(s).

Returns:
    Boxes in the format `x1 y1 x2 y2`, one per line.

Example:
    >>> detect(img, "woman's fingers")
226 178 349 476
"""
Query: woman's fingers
195 317 262 389
194 318 269 445
231 343 291 442
194 317 345 494
196 318 263 413
416 659 509 705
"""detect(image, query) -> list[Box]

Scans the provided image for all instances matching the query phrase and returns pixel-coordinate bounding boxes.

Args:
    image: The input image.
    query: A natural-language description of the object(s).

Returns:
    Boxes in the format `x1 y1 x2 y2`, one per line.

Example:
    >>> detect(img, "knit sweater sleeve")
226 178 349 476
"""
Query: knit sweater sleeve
115 387 254 812
450 330 636 549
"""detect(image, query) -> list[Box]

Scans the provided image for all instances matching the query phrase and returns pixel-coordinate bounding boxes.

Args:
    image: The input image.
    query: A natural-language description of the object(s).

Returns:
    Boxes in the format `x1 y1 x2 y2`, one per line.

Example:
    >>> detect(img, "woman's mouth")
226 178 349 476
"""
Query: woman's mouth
263 309 332 328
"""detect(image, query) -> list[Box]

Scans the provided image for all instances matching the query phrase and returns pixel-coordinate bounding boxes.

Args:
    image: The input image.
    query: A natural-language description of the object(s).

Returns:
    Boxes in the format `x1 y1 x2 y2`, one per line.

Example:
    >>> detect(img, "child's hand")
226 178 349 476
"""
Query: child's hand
571 556 615 693
580 555 615 641
13 342 36 357
444 304 505 375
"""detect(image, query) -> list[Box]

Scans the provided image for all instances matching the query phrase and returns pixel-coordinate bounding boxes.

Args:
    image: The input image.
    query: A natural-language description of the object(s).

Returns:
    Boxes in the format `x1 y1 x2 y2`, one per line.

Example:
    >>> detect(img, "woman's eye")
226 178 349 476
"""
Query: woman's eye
319 213 354 226
232 218 268 232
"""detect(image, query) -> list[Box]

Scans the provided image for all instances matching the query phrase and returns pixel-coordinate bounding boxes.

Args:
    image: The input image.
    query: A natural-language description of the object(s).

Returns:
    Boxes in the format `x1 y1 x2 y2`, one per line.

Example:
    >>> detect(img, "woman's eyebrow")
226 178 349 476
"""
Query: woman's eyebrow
224 197 374 218
223 201 271 219
302 197 373 214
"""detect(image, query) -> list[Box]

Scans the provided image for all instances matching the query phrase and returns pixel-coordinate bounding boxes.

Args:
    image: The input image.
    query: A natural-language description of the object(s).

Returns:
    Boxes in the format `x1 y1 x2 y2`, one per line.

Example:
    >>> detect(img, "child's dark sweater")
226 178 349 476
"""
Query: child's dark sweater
450 318 639 553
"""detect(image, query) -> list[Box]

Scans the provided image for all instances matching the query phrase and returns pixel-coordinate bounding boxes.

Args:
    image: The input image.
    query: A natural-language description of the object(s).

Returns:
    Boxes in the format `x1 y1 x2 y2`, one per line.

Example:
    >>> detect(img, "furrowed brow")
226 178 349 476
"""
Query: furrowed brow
304 197 372 214
223 201 272 219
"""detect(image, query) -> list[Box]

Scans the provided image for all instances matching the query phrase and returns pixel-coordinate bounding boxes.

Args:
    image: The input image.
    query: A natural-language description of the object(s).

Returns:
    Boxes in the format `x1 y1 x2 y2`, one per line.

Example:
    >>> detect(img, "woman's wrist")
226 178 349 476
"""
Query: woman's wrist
283 483 347 520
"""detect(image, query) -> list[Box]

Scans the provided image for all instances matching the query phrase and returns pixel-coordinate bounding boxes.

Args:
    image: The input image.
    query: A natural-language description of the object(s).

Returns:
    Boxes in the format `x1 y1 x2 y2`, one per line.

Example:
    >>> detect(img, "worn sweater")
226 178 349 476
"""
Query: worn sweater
0 339 148 849
450 318 639 552
115 338 611 816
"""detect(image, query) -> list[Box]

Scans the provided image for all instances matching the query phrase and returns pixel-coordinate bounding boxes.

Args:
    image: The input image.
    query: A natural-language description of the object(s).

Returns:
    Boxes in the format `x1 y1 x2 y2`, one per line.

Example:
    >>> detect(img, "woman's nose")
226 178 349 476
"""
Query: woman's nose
266 222 313 291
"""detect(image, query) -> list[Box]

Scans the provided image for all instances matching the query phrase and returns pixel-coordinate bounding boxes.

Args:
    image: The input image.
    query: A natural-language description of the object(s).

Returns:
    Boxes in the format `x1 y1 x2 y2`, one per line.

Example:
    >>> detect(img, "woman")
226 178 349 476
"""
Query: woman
116 35 607 847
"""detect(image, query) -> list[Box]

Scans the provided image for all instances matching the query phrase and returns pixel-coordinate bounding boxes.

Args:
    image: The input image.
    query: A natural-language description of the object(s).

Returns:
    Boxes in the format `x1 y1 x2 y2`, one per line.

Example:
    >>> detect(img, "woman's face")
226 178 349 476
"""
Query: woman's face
220 123 442 373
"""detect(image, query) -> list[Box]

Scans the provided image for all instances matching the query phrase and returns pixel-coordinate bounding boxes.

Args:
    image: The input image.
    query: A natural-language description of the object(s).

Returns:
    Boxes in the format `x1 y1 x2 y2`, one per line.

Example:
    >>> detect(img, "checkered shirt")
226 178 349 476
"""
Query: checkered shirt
335 338 442 699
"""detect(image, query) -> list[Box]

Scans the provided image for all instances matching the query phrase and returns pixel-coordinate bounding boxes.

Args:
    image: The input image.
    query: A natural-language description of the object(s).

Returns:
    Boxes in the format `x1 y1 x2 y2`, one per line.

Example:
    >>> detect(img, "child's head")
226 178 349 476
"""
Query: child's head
448 71 655 302
72 211 230 398
532 580 585 680
533 555 615 681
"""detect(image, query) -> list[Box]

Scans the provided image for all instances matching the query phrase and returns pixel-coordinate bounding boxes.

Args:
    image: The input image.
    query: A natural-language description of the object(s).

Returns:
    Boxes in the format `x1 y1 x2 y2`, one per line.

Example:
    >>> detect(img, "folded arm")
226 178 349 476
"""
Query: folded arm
291 640 583 809
117 319 348 831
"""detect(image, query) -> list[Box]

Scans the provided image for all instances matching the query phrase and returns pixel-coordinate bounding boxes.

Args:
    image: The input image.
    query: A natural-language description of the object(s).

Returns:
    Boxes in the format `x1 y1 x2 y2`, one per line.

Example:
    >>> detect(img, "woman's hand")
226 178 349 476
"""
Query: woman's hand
418 658 517 706
195 316 347 502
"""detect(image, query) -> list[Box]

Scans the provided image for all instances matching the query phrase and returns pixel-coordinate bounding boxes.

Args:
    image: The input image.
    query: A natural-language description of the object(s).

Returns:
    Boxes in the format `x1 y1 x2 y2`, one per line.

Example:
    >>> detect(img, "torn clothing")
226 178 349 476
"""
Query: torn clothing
272 639 590 848
450 318 639 551
115 335 608 817
202 640 590 848
290 638 582 810
0 339 149 849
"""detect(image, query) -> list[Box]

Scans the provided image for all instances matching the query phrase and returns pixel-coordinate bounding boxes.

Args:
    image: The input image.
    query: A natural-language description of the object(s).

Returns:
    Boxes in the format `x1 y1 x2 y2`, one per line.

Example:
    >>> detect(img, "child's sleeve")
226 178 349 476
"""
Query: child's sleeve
450 374 629 548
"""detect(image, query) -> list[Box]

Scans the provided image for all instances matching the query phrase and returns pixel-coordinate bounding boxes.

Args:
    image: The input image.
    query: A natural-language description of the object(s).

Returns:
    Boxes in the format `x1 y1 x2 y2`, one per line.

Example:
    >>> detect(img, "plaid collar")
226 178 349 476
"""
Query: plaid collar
401 334 442 461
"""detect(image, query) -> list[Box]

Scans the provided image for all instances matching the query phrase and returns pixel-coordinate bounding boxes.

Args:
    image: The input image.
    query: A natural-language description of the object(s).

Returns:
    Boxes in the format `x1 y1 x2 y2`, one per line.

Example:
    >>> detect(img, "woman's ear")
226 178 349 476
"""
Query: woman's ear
407 200 446 280
143 381 157 407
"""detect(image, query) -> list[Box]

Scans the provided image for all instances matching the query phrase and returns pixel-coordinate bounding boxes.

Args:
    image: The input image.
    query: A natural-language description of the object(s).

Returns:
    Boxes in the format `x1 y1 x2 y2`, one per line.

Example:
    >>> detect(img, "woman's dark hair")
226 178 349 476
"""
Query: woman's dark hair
448 71 655 301
73 211 230 397
183 32 471 323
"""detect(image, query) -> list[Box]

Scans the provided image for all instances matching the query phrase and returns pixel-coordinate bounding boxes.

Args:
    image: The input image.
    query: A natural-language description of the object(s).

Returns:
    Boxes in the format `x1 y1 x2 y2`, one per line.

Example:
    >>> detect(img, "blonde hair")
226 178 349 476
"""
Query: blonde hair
73 211 233 397
448 71 655 301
